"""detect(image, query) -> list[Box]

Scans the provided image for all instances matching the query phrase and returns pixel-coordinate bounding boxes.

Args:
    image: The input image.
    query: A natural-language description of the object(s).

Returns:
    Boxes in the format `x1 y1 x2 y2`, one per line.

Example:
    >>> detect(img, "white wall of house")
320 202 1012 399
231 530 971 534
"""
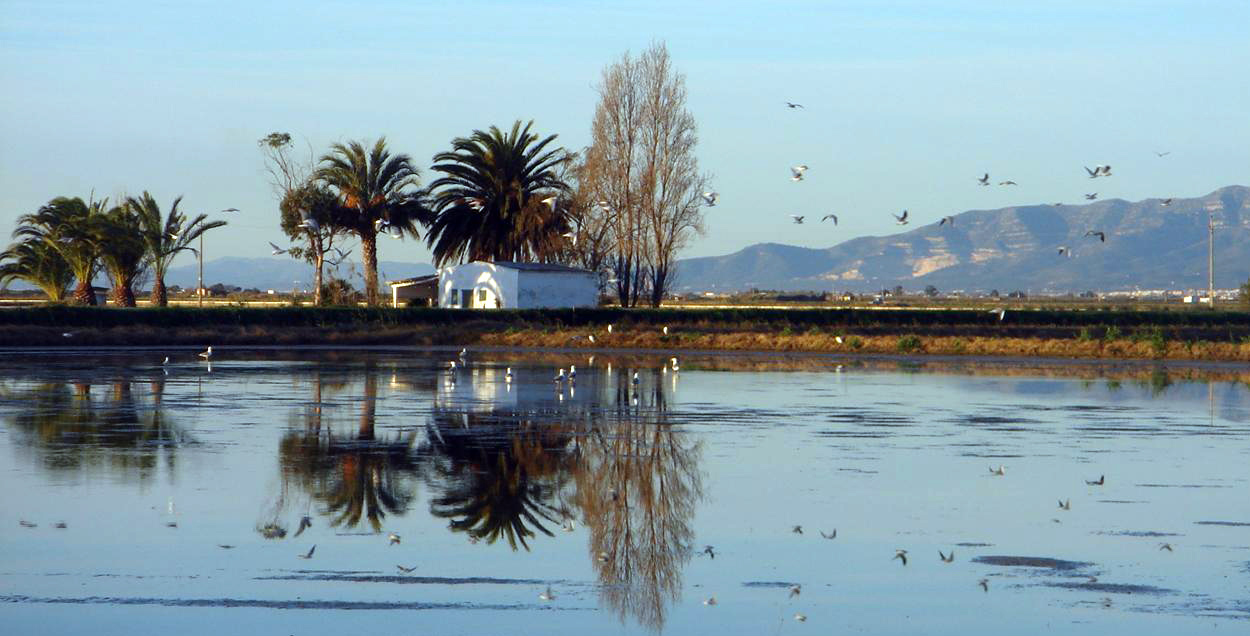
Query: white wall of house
514 269 598 309
437 262 597 309
438 263 518 308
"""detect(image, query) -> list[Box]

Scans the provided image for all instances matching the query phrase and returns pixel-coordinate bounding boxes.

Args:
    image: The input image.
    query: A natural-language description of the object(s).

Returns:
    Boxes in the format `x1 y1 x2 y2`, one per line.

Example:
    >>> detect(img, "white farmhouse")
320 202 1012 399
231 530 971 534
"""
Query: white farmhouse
437 261 598 309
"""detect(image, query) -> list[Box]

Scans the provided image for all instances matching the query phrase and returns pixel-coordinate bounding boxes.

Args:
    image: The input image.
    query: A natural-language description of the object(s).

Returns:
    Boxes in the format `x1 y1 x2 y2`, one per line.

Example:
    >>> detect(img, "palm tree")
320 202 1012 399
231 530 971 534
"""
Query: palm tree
129 191 227 306
425 120 571 266
13 196 109 305
97 205 148 307
314 138 426 306
0 238 74 302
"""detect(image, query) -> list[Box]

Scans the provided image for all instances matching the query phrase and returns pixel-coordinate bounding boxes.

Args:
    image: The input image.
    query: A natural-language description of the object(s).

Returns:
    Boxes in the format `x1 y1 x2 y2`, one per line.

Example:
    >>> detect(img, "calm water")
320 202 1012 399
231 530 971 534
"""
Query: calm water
0 349 1247 635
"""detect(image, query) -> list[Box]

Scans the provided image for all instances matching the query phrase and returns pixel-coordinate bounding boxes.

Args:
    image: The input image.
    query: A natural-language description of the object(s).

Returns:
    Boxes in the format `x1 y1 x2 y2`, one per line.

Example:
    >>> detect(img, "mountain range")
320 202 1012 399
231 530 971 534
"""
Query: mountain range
673 185 1250 293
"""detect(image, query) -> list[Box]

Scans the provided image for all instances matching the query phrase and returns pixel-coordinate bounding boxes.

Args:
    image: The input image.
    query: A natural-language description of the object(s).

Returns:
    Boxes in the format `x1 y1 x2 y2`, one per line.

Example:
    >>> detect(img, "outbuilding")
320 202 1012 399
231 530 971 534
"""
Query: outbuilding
387 274 438 308
437 261 598 309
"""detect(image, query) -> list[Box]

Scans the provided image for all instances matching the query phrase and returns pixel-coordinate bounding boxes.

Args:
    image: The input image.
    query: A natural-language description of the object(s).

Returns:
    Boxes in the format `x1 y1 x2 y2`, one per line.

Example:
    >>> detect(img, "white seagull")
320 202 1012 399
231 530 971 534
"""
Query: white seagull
298 545 316 559
990 465 1006 476
269 242 287 255
198 346 213 360
702 192 719 206
505 367 513 382
631 372 640 386
790 215 805 224
893 210 909 225
1085 193 1098 200
790 165 808 181
977 173 990 186
785 101 804 109
821 214 838 224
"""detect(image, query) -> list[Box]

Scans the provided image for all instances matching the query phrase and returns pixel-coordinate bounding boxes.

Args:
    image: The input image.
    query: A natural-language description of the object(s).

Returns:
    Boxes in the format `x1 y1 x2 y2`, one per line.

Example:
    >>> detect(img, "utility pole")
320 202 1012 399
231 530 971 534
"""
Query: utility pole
198 233 204 307
1205 201 1221 310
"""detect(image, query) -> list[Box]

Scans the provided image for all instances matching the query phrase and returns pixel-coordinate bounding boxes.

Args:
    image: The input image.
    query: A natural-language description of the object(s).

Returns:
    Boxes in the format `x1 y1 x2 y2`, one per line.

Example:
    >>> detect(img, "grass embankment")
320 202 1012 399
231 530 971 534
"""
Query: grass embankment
2 306 1249 361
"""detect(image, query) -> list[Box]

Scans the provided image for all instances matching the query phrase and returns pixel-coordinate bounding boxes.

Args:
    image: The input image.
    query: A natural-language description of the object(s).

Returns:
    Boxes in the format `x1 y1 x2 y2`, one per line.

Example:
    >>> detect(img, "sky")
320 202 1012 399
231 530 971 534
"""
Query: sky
2 0 1248 272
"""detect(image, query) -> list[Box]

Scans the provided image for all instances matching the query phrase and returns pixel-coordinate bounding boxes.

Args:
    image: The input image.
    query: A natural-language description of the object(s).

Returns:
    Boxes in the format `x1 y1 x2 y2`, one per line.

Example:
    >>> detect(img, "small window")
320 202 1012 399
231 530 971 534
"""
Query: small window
477 289 487 302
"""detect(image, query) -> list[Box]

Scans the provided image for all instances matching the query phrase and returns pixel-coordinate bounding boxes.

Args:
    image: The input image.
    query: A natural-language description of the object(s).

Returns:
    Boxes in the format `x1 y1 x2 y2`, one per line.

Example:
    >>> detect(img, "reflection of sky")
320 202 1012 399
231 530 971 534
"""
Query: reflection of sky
1 352 1248 635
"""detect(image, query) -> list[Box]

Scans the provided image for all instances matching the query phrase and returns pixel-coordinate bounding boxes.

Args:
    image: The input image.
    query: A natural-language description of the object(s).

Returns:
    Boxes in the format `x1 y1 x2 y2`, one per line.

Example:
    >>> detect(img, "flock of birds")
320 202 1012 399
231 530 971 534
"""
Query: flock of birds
694 103 1182 260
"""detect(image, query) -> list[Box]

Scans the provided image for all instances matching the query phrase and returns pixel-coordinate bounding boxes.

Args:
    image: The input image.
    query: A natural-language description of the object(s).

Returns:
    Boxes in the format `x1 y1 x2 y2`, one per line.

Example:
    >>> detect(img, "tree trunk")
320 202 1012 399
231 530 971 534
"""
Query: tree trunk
313 251 325 306
112 282 136 307
361 232 379 306
150 278 168 307
72 280 98 306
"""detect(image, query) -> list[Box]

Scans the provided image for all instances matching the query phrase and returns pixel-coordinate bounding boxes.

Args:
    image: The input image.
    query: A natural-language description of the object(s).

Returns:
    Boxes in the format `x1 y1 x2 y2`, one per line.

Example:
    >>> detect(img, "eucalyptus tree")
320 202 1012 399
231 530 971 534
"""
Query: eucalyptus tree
0 238 74 302
129 191 227 306
97 205 148 307
314 138 426 306
279 181 348 305
12 196 109 305
425 120 571 266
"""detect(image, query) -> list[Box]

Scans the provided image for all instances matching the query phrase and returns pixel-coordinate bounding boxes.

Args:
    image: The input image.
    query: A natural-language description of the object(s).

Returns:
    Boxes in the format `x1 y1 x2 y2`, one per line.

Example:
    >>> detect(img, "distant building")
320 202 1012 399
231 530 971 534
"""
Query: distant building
436 261 598 309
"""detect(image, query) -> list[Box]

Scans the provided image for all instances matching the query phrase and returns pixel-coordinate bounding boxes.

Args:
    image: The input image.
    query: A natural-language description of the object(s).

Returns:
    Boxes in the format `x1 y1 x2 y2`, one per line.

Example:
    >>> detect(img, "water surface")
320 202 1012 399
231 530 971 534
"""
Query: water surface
1 349 1247 635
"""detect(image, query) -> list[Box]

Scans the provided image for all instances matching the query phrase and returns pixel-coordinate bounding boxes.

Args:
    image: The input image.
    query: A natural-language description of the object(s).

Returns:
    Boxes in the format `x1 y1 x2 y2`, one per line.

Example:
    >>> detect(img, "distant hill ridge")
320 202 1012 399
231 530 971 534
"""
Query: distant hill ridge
674 185 1250 293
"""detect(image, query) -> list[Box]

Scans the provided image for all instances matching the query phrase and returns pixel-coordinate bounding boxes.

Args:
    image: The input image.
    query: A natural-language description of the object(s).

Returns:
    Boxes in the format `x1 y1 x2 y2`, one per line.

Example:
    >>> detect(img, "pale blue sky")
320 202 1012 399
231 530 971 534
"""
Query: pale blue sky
2 0 1247 270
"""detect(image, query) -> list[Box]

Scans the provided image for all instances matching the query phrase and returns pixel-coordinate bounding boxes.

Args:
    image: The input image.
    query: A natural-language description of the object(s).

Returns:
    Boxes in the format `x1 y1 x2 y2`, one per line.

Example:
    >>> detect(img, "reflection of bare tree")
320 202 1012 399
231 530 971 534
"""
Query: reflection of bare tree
575 370 703 632
278 365 420 532
421 408 578 549
1 375 185 482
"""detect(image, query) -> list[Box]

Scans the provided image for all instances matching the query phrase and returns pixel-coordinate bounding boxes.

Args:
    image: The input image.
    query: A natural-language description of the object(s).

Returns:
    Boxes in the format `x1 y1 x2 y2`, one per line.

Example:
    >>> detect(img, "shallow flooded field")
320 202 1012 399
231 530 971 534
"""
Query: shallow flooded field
0 349 1247 635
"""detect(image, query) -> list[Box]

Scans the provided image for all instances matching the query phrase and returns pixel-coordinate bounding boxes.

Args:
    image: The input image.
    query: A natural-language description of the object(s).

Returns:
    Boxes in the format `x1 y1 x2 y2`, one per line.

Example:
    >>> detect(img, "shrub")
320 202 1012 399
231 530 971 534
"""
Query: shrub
1103 326 1121 342
1150 327 1167 356
897 335 922 353
848 336 864 350
1077 327 1092 342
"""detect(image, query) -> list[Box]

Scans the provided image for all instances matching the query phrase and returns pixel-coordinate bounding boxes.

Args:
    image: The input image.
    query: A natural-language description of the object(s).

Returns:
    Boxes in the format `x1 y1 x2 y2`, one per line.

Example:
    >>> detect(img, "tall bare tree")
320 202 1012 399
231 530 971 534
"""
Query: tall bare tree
583 42 709 307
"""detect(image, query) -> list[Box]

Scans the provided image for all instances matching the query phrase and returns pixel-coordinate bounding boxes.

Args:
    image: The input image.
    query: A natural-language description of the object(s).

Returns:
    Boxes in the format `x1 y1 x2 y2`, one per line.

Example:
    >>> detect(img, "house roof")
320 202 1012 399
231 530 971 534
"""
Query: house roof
475 261 592 274
387 274 438 287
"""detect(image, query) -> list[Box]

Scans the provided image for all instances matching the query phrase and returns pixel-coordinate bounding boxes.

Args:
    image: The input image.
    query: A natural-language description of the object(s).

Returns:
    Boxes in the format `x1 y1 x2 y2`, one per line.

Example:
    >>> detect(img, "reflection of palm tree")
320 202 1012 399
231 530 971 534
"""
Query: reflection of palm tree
2 375 185 481
422 408 577 550
576 376 703 632
278 366 419 532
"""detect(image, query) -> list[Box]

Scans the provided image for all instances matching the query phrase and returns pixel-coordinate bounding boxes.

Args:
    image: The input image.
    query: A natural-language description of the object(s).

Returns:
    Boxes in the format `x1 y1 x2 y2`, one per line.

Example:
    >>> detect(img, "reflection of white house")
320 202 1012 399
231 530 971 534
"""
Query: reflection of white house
437 261 598 309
